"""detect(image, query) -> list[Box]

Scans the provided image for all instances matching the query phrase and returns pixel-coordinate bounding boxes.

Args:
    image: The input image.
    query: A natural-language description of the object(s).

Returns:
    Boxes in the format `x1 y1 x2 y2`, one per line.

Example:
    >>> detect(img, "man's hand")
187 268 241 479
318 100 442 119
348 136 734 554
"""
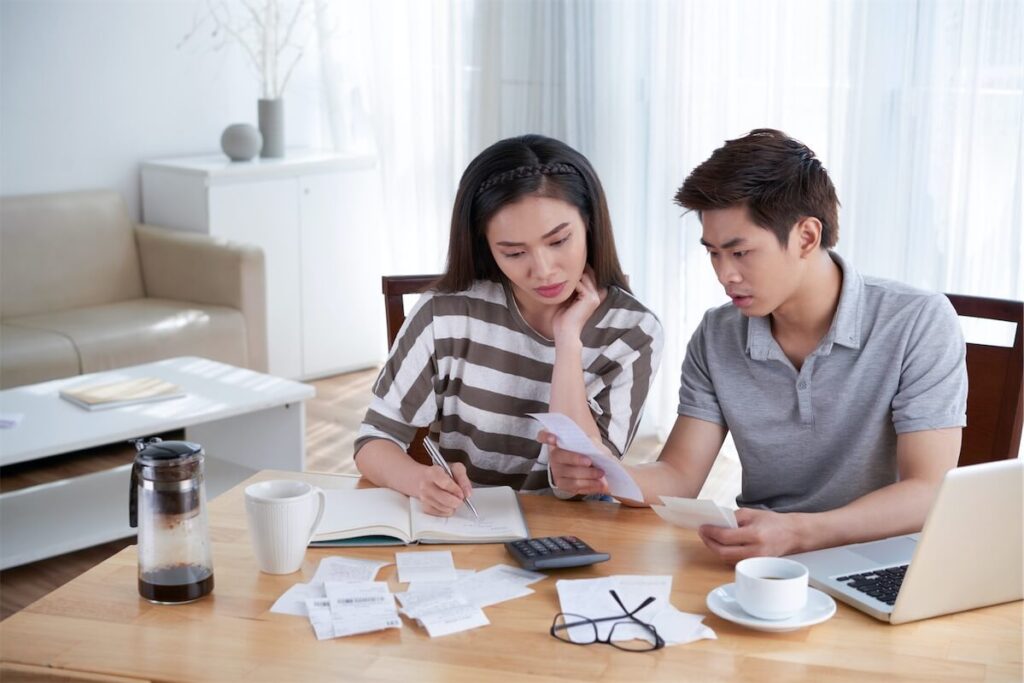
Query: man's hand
538 430 609 496
412 462 473 517
697 508 804 563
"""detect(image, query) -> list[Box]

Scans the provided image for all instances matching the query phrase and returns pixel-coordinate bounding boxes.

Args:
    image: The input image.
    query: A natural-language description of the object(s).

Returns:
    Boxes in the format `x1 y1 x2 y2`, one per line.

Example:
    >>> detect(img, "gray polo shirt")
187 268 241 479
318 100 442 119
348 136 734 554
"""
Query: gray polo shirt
677 251 967 513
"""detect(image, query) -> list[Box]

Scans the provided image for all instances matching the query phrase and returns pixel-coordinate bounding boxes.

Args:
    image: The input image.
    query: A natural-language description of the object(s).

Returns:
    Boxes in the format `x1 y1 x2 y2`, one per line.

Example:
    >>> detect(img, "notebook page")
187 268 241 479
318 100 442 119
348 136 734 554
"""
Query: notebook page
313 488 414 543
409 486 528 542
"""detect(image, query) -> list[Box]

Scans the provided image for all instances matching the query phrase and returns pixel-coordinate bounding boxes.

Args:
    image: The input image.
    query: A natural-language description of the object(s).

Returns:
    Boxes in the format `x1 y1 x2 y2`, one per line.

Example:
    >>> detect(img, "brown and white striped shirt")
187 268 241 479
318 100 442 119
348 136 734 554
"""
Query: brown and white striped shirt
355 280 663 493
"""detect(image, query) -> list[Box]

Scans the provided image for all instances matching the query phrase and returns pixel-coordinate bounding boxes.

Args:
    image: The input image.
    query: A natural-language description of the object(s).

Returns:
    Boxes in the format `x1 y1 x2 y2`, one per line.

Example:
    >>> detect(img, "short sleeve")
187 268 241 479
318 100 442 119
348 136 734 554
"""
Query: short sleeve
891 294 968 434
677 312 727 426
354 292 439 457
588 311 664 459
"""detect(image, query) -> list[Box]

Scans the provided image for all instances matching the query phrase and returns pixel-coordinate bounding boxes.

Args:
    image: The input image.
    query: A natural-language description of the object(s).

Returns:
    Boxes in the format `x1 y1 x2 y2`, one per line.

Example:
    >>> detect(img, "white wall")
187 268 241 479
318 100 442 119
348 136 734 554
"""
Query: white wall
0 0 326 220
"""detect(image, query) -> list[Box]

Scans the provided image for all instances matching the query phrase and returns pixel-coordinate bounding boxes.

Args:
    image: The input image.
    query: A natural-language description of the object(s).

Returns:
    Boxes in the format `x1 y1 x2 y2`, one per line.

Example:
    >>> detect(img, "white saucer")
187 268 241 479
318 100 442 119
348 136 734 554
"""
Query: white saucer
705 583 836 632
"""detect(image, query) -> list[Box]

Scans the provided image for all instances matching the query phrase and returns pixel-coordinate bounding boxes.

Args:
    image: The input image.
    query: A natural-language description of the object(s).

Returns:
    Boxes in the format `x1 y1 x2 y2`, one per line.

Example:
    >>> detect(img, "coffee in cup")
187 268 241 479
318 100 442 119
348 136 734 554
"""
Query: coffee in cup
734 557 809 620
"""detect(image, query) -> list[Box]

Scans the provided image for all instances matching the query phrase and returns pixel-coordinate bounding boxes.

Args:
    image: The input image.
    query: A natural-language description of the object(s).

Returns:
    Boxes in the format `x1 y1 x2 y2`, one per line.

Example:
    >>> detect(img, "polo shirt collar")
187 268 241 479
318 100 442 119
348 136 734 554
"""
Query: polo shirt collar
745 249 863 360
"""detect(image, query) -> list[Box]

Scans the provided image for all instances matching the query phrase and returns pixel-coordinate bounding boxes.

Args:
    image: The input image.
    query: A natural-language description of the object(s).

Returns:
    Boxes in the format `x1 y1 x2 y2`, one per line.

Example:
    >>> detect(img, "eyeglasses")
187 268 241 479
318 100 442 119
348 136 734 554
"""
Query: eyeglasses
550 589 666 652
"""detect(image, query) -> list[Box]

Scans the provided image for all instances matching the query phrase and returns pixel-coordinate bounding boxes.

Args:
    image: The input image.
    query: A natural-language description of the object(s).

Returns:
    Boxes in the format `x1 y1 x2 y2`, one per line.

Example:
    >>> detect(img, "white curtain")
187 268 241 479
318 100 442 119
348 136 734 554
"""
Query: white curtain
318 0 1024 439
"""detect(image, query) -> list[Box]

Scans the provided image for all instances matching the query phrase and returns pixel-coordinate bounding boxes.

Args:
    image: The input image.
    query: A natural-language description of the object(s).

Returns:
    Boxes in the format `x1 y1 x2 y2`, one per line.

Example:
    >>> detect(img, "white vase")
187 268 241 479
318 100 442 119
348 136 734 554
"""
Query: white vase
258 98 285 158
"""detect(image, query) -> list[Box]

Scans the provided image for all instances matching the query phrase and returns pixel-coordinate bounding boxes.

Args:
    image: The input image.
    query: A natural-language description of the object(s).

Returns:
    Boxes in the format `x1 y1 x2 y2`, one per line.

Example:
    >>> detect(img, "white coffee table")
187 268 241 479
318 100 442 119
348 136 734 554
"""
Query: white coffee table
0 356 316 569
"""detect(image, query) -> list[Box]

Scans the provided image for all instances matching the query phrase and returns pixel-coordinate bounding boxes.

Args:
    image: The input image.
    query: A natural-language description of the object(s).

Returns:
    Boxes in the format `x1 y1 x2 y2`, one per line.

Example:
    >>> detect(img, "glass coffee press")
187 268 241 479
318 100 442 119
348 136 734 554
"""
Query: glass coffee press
129 438 214 603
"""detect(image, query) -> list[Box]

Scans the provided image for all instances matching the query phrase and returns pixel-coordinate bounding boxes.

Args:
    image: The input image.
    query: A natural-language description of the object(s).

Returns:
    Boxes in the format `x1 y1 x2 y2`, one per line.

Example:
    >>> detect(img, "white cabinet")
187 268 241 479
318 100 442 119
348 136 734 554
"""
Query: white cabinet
141 151 385 379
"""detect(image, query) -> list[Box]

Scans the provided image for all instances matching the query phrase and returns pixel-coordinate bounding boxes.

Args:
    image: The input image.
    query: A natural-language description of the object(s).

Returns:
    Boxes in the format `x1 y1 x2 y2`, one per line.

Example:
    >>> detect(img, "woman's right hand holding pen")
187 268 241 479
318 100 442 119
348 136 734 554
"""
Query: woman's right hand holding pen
413 462 473 516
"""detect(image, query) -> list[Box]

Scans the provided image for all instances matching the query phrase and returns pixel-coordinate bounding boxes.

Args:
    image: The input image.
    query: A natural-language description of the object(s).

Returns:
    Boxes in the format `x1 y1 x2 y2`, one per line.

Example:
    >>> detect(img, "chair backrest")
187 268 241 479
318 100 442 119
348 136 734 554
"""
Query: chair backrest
381 275 441 466
383 274 441 347
946 294 1024 466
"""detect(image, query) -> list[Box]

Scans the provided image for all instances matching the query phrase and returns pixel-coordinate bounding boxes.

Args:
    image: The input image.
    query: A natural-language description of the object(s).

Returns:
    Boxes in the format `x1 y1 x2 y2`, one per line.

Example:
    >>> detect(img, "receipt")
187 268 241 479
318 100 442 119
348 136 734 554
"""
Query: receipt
396 550 457 583
529 412 644 501
653 496 738 529
307 582 401 639
271 582 326 616
311 556 391 584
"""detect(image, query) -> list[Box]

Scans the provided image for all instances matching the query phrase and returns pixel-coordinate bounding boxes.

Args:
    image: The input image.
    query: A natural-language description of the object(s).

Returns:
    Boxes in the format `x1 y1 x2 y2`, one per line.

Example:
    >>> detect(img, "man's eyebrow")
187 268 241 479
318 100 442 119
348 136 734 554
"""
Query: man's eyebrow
699 236 748 249
496 222 569 247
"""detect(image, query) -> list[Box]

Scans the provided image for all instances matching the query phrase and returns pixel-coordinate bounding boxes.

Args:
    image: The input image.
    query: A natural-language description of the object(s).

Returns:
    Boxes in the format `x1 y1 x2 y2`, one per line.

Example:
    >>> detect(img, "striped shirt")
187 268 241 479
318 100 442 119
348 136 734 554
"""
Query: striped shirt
355 280 663 493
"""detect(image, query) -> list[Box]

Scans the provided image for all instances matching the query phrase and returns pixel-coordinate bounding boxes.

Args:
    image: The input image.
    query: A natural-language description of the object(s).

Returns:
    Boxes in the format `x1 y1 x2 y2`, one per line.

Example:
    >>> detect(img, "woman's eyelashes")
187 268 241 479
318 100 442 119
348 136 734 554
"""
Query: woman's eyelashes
500 234 571 260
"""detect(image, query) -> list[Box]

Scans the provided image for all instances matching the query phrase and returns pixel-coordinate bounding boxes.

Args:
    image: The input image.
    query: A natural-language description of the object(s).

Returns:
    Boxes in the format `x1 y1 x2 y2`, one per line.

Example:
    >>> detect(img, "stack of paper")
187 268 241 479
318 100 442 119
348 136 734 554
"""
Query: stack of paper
270 552 547 640
395 551 546 637
59 377 185 411
652 496 738 530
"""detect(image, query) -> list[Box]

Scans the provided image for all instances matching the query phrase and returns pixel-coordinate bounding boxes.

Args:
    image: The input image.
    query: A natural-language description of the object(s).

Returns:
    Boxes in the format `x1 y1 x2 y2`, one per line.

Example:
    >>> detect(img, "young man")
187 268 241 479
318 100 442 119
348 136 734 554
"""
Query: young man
544 129 967 562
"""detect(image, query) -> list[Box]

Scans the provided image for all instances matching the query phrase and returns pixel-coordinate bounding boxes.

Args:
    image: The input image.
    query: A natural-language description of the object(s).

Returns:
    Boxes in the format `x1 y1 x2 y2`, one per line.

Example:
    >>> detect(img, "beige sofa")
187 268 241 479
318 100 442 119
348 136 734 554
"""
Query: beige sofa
0 189 267 388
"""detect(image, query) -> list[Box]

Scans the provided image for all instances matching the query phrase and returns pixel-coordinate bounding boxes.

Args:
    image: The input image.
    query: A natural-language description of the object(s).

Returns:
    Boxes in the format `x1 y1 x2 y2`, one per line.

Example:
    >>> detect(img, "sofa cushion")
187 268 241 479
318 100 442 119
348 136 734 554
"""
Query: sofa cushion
0 190 144 318
0 324 81 388
4 299 249 374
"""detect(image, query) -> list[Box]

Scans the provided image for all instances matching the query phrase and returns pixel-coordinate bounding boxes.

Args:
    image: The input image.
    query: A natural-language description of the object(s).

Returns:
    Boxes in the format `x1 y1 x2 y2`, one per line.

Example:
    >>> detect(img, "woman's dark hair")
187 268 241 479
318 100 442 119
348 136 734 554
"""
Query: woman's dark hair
674 128 840 249
434 134 630 293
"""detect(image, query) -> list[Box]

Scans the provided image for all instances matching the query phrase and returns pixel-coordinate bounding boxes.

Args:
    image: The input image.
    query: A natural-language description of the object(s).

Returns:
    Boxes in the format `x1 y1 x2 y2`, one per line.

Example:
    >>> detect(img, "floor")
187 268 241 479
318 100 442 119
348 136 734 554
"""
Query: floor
0 366 741 620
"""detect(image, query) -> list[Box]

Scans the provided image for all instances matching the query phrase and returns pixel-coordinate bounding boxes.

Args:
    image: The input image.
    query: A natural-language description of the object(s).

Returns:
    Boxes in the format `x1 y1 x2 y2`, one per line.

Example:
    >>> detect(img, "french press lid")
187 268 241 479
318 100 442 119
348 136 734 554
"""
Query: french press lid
129 438 205 528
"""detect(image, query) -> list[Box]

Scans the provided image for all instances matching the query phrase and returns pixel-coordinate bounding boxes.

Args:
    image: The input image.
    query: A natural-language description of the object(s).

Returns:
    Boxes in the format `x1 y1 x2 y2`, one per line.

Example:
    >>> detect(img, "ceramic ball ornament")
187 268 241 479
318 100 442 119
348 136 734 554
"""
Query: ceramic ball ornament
220 123 263 162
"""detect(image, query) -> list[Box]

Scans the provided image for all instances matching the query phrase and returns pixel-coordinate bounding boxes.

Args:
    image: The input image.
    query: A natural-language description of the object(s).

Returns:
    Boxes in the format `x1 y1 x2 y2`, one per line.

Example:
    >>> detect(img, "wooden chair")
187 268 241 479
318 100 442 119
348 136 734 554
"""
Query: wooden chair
381 275 441 465
946 294 1024 466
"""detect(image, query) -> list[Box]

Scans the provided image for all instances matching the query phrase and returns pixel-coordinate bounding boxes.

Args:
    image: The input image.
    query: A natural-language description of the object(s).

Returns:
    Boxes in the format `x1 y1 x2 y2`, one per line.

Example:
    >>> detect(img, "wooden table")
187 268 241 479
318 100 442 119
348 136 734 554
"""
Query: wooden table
2 470 1020 682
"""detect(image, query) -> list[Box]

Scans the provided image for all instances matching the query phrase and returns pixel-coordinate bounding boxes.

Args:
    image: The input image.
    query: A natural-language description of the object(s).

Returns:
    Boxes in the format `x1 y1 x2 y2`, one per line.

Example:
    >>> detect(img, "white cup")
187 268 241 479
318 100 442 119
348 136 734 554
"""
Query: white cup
245 480 326 575
735 557 809 620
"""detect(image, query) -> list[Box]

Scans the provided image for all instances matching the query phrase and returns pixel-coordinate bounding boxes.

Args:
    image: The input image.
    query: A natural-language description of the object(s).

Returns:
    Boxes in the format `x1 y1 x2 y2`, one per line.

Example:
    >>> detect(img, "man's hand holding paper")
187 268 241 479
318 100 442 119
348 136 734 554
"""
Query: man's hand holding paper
530 412 644 502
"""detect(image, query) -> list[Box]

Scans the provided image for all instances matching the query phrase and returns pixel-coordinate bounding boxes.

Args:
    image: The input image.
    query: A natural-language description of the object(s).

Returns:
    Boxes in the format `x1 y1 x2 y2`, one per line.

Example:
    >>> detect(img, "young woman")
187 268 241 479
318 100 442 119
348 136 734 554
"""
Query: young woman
355 134 663 515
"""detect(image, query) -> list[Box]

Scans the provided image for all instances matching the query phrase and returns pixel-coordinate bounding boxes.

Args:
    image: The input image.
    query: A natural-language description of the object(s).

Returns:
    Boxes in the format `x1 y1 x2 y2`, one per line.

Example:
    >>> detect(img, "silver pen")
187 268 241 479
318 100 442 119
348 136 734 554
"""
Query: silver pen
423 437 479 519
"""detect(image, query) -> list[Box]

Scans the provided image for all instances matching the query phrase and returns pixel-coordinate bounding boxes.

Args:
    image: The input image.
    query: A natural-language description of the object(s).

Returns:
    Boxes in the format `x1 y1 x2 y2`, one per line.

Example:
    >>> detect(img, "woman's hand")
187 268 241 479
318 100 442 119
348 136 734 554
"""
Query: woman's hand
552 267 604 345
538 430 610 496
411 462 474 516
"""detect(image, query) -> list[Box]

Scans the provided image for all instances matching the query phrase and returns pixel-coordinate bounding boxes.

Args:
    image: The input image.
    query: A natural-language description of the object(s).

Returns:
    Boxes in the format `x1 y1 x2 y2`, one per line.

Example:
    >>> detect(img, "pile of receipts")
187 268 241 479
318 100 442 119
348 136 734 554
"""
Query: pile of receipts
270 551 546 640
556 575 717 647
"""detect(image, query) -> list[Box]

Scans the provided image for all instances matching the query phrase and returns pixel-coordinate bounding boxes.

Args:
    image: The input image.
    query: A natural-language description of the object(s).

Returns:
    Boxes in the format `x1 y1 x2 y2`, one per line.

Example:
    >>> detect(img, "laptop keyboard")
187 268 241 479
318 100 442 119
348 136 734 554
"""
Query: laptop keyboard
834 565 908 606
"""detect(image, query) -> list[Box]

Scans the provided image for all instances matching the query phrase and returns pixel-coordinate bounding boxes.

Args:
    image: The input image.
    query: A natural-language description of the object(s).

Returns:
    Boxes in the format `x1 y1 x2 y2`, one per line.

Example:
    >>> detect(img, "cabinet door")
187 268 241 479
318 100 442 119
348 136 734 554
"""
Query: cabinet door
209 179 304 378
299 170 385 377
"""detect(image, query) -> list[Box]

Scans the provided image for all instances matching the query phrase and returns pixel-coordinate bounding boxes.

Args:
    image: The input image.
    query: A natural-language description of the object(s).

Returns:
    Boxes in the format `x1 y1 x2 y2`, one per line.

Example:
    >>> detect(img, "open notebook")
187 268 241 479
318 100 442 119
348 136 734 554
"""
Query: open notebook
309 486 529 547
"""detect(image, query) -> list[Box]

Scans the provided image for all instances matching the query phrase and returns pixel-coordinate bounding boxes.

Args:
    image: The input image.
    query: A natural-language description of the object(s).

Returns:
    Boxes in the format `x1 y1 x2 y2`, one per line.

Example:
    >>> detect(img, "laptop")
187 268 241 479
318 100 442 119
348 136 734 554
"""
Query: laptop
786 458 1023 624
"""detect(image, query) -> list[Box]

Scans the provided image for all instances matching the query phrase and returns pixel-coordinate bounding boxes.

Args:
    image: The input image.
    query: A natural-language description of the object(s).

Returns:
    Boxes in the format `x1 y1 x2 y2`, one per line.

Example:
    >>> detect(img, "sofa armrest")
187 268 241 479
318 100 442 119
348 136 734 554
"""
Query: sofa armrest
135 224 268 372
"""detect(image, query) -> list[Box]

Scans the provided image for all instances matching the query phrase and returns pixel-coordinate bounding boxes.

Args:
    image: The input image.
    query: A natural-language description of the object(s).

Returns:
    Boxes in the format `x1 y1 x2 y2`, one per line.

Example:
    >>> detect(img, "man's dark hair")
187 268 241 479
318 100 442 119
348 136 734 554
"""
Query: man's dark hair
674 128 840 249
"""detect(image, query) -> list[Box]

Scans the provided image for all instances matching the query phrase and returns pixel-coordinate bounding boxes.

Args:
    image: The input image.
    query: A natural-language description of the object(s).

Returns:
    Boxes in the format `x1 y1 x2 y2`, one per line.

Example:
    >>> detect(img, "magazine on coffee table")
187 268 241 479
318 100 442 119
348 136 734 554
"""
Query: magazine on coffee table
309 486 528 547
59 377 185 411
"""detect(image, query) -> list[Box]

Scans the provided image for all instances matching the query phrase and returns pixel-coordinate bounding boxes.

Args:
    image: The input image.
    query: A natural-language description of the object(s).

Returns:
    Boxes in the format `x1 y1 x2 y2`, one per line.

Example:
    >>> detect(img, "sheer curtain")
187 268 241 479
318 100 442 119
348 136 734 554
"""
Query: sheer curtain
318 0 1023 439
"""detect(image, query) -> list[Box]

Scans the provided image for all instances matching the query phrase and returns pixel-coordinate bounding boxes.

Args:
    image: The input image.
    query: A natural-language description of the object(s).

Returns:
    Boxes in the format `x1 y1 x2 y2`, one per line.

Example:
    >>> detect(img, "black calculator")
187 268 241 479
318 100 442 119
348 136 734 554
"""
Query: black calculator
505 536 610 571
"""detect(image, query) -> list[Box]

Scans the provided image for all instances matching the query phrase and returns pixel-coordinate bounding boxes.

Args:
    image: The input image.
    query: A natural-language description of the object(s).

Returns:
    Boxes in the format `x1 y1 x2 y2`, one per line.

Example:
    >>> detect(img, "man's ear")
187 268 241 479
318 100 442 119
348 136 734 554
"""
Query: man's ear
793 216 823 257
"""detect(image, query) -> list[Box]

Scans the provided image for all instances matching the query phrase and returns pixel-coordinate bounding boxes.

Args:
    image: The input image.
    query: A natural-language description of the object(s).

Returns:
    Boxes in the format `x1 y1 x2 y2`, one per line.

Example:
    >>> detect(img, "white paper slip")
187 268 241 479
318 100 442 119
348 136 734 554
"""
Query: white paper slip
309 582 402 639
416 600 490 637
455 568 535 608
396 550 458 583
473 563 547 587
653 496 738 529
311 556 391 584
528 412 644 501
271 582 326 617
405 569 477 593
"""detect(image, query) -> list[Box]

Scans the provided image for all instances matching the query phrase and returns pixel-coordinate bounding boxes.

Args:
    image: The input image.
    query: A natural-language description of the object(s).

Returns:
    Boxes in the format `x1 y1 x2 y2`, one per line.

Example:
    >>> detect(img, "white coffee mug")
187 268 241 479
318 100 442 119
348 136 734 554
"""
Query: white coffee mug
245 480 326 575
735 557 809 620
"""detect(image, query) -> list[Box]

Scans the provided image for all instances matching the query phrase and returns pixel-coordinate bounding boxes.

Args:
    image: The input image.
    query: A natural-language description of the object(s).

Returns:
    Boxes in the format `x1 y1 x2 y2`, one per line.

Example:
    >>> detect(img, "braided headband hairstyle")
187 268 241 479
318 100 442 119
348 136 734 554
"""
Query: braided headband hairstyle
474 162 581 196
435 134 630 294
674 128 840 249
